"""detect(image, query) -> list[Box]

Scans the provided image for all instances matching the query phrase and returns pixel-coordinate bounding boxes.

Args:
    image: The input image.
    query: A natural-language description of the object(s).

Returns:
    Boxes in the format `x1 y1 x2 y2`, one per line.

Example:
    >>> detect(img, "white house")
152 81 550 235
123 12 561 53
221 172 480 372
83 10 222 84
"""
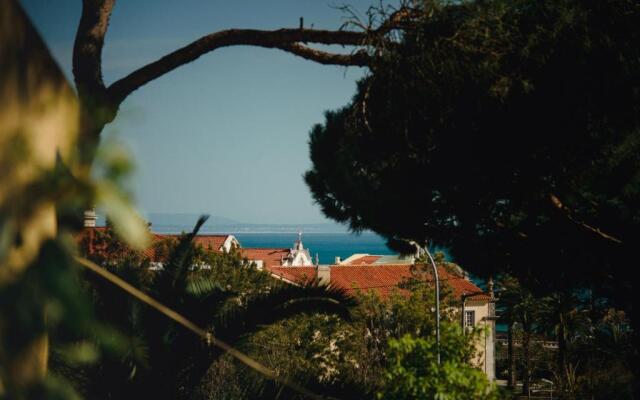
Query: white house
240 233 313 270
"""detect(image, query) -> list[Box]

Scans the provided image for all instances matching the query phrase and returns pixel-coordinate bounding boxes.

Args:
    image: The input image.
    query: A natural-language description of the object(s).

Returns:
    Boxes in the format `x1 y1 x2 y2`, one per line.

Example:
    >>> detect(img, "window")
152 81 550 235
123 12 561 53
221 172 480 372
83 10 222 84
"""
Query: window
465 310 476 328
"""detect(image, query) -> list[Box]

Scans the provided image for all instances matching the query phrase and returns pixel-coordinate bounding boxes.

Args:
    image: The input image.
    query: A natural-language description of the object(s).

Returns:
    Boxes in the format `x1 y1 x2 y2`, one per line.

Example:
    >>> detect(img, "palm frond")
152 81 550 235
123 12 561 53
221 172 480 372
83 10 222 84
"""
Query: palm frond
185 275 225 298
175 282 357 399
169 214 208 285
182 281 238 327
154 215 208 299
214 282 356 343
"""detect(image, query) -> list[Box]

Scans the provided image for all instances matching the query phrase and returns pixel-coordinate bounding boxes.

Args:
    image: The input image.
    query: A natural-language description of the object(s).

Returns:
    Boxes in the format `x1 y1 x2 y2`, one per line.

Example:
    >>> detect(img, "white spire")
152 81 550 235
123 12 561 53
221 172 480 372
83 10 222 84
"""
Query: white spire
295 231 303 250
281 232 313 267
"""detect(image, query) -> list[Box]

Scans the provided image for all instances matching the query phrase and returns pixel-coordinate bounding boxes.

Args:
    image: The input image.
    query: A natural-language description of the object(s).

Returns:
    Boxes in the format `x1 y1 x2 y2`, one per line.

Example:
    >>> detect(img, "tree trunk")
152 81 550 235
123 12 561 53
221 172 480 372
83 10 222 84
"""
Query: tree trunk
557 320 567 386
632 304 640 400
522 323 531 395
507 322 517 389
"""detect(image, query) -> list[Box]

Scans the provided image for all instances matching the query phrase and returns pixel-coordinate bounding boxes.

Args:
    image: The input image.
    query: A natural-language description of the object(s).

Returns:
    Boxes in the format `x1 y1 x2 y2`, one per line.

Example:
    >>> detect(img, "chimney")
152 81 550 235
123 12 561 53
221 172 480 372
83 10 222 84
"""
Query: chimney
83 209 97 228
316 265 331 286
334 256 341 264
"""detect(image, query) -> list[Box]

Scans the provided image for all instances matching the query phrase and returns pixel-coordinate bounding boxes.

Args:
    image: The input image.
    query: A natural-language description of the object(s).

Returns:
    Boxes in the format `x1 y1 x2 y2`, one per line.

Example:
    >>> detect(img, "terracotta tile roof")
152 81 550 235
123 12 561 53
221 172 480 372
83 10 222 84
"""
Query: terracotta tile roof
241 248 289 267
269 264 489 301
444 272 490 301
77 228 230 261
346 255 382 265
141 234 232 260
269 266 315 283
331 265 414 298
191 235 229 251
141 233 173 260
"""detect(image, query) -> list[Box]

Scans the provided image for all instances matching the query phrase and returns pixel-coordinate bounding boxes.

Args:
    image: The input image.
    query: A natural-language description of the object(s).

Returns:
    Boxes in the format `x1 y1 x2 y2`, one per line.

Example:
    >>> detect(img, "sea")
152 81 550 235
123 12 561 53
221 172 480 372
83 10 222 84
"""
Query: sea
235 232 393 265
136 214 396 264
152 227 394 265
139 212 455 264
97 212 456 265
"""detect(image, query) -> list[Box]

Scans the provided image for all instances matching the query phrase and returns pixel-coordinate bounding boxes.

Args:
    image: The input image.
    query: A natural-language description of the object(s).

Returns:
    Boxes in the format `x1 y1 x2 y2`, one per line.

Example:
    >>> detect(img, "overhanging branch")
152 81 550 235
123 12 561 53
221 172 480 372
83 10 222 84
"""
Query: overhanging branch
549 194 623 244
276 43 370 66
107 28 373 105
72 1 420 127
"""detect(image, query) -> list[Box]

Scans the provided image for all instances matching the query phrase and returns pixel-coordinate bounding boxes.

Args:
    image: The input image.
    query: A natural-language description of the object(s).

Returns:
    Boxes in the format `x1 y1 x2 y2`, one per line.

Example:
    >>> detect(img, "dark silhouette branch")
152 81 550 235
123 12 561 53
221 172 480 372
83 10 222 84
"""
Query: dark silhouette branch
71 1 418 129
276 43 371 66
549 194 623 244
378 5 423 32
107 28 373 105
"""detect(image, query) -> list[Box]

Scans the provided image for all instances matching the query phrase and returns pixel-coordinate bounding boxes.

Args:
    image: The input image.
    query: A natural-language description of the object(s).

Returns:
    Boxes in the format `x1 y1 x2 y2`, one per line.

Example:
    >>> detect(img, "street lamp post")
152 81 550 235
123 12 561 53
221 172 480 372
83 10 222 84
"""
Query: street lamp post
423 242 441 365
461 292 467 333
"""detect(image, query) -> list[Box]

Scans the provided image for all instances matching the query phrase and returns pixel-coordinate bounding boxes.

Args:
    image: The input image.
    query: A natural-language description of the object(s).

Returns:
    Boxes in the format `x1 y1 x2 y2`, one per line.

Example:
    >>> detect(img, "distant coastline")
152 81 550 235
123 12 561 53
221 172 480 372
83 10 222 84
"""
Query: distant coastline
95 212 385 264
95 212 457 265
98 212 354 234
150 224 352 235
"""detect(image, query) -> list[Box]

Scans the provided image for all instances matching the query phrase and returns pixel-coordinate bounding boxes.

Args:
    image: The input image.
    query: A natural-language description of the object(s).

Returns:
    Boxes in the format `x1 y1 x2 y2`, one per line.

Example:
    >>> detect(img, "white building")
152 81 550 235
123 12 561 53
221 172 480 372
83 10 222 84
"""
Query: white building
241 232 313 270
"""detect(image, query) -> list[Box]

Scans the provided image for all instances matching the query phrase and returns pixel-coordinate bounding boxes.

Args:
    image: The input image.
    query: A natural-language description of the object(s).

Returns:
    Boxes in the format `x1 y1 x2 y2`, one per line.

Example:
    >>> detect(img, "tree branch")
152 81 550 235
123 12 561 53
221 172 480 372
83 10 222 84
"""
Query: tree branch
107 28 372 105
377 5 423 33
276 43 370 66
549 194 623 244
73 0 115 104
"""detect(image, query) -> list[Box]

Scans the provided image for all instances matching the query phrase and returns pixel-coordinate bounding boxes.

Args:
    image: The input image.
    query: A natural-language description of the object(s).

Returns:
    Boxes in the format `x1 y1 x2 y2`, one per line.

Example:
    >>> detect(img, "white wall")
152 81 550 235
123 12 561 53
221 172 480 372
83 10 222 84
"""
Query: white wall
465 300 495 381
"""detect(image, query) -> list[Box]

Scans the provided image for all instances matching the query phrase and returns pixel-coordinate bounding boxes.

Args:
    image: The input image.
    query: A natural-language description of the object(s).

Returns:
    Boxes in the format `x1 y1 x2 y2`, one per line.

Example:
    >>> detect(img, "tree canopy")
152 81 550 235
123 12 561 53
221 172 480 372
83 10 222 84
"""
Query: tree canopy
305 0 640 301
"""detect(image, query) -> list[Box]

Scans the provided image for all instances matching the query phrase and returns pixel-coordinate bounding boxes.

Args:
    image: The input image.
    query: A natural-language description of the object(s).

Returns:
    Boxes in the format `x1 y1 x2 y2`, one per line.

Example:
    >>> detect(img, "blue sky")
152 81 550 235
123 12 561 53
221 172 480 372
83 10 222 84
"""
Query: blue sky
21 0 373 224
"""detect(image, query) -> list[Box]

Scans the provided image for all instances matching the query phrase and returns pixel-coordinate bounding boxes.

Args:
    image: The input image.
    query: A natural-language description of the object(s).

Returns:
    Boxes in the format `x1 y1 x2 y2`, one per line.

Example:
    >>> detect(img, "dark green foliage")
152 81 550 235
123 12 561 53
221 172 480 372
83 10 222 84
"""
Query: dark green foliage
494 274 634 398
305 10 640 393
200 273 478 400
378 327 500 400
306 2 639 395
56 219 356 400
496 275 539 394
569 308 634 399
305 0 640 295
0 239 91 400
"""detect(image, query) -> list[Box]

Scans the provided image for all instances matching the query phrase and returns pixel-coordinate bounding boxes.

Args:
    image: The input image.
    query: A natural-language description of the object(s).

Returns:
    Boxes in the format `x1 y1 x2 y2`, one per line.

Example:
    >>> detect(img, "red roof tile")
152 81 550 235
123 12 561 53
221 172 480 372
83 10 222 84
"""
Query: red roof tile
346 255 382 265
191 235 229 251
269 264 489 301
141 233 173 260
268 266 315 283
77 228 230 261
241 248 289 267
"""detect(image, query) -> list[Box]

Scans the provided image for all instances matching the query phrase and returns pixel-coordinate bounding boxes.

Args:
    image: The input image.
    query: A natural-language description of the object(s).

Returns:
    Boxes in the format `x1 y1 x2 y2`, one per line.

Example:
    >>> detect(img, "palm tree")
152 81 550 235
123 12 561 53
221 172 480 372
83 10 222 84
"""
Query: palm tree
537 290 588 390
538 289 592 398
72 217 356 400
496 275 518 389
497 274 538 394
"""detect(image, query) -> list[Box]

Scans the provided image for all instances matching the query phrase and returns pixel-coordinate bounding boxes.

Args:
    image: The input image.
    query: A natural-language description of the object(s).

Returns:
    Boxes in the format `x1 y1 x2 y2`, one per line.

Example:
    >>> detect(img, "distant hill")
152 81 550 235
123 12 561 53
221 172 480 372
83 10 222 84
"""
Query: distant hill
146 213 240 227
101 212 353 234
95 212 350 233
95 213 238 229
194 222 350 234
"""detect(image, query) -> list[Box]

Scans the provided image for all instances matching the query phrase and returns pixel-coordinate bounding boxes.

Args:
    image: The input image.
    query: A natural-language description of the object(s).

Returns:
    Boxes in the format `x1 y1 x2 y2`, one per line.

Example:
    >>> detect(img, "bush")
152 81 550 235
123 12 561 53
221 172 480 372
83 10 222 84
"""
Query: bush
378 324 500 400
